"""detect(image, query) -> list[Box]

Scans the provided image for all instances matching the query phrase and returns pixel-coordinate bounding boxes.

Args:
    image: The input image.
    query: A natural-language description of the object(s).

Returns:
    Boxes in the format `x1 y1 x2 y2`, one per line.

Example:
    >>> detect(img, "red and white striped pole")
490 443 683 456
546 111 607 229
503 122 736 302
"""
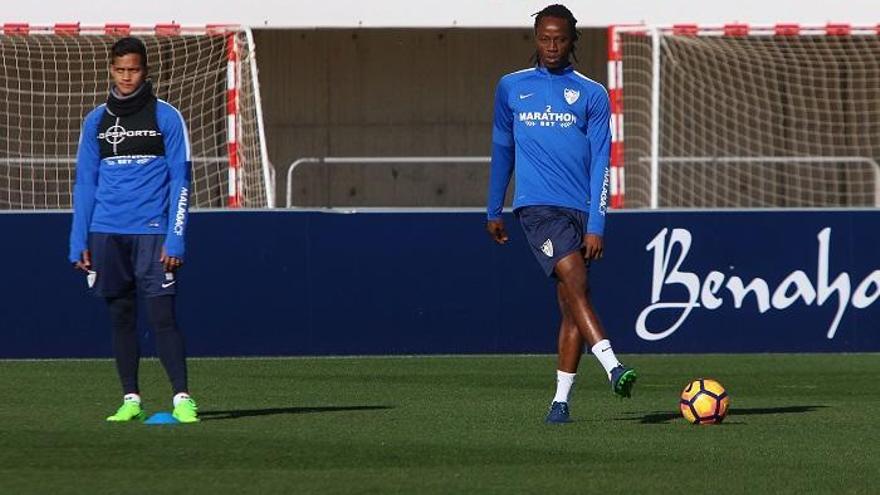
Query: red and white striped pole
226 32 242 208
607 26 625 208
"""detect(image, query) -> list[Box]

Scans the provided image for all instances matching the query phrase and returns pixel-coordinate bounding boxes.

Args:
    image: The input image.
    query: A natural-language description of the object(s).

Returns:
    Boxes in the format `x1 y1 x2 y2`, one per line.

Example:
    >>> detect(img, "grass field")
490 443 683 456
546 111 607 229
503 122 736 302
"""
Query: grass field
1 354 878 494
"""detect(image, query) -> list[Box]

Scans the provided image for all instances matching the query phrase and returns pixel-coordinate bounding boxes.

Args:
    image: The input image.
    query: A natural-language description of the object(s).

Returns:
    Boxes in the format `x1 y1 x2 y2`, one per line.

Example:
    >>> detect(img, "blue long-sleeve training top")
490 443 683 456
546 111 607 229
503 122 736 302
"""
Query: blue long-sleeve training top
68 98 192 263
486 64 611 235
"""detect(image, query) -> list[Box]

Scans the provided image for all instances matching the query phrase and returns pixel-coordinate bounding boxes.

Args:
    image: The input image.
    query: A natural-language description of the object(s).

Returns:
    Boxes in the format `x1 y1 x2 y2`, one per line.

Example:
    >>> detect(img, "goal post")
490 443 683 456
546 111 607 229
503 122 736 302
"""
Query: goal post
609 23 880 209
0 22 272 210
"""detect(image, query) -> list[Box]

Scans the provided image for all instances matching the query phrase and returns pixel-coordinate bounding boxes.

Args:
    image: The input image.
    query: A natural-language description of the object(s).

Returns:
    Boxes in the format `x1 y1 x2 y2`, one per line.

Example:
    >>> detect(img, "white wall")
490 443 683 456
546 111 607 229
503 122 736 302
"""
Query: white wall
9 0 879 28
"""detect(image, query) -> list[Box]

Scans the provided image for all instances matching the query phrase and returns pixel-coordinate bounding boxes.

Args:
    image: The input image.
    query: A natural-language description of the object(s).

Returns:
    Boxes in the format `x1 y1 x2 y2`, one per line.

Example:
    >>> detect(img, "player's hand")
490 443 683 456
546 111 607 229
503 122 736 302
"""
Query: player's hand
583 234 604 260
160 247 183 272
73 249 91 272
487 219 509 245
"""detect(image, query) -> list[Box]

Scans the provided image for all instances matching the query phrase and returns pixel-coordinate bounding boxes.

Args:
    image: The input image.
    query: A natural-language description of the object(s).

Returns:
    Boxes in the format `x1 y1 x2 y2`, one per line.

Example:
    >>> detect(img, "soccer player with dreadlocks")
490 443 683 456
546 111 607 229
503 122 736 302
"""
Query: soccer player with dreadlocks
486 4 637 423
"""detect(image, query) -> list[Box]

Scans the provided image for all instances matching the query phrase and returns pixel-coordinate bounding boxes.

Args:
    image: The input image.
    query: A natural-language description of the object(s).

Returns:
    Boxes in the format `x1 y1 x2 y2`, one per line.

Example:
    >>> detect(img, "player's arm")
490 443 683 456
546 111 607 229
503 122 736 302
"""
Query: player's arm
69 112 101 270
487 78 515 245
583 87 612 259
159 104 193 270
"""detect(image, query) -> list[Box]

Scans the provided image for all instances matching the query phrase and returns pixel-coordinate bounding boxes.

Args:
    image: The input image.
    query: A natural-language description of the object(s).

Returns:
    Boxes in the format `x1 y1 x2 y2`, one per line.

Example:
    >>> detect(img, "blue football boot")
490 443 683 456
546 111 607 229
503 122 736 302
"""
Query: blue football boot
545 401 571 424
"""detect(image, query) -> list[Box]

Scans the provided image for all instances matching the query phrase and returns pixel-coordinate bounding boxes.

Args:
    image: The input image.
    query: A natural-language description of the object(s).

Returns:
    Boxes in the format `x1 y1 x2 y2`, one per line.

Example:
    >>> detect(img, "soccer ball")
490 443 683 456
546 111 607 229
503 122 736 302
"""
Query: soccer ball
679 378 730 425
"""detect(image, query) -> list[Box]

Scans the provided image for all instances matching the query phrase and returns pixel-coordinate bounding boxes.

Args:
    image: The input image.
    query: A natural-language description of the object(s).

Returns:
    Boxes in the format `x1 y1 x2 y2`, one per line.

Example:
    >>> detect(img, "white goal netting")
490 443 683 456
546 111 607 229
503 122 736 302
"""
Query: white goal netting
0 25 271 209
614 25 880 208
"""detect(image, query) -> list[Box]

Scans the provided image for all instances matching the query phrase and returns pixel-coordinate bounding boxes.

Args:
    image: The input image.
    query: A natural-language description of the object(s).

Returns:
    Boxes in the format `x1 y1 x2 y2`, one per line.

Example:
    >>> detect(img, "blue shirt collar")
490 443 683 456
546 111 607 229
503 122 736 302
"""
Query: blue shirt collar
536 63 574 76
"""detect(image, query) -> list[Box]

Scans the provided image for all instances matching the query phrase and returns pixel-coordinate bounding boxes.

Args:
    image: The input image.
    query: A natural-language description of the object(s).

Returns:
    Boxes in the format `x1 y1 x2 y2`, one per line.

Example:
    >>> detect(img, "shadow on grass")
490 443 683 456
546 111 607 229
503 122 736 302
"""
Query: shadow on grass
621 405 828 424
199 405 393 421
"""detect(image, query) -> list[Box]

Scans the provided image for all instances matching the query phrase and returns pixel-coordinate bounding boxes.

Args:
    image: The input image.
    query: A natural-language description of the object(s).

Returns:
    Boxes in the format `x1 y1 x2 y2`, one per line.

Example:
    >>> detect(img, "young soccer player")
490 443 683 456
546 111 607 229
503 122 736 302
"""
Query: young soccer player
486 4 637 423
68 37 199 423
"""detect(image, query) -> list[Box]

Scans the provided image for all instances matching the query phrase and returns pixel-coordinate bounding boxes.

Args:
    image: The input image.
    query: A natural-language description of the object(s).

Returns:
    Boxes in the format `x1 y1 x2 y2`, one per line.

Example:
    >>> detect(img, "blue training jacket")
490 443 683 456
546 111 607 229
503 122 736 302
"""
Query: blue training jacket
486 65 611 235
68 99 192 263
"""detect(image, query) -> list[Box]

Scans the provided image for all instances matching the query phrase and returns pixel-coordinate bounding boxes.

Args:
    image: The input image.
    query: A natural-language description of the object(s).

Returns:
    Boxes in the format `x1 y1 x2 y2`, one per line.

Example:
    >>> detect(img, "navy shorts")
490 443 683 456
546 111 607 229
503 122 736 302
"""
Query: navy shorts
516 206 589 277
86 233 177 298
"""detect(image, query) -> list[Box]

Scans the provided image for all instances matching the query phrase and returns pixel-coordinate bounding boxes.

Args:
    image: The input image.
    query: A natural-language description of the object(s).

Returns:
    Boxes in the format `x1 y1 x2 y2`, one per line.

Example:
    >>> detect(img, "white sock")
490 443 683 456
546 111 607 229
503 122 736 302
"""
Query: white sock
552 370 576 403
123 393 141 404
591 339 622 378
173 392 191 407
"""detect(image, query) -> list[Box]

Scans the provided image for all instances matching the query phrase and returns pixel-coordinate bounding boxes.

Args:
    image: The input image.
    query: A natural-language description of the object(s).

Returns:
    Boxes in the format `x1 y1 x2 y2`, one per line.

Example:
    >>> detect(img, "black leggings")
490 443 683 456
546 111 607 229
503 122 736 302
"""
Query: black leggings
106 294 188 395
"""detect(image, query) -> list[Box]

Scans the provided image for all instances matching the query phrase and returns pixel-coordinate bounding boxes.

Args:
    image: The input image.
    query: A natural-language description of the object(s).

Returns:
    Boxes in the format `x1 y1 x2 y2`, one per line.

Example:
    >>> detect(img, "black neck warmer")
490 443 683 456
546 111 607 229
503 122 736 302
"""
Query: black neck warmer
107 80 156 117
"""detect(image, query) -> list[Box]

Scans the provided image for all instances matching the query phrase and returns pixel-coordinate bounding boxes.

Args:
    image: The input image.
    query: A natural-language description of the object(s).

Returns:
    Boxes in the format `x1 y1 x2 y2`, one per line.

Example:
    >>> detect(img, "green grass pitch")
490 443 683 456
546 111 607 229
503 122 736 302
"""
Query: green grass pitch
1 354 877 494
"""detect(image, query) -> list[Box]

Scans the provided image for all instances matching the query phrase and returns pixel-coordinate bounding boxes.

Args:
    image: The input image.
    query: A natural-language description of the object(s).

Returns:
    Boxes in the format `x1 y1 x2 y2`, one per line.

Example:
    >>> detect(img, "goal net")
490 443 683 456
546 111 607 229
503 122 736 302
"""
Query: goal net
609 24 880 208
0 23 272 209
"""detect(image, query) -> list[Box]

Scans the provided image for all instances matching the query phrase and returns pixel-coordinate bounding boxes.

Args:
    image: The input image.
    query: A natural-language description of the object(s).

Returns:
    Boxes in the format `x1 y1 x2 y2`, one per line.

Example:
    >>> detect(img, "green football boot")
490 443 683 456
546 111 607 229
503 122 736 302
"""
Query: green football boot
172 396 200 423
610 365 638 398
106 398 146 422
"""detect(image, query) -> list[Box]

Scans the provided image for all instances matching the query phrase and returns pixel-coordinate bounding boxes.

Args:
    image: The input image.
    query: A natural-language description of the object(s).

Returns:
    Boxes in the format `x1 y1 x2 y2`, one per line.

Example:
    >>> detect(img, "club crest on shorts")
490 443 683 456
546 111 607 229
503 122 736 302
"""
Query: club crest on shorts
564 88 580 105
541 238 554 257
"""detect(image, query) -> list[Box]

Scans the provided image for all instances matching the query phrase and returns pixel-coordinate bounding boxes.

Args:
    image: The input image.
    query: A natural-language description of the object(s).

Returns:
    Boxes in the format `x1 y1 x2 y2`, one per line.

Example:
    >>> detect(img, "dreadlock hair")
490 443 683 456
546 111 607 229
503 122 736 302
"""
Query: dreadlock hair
531 4 579 65
110 37 149 74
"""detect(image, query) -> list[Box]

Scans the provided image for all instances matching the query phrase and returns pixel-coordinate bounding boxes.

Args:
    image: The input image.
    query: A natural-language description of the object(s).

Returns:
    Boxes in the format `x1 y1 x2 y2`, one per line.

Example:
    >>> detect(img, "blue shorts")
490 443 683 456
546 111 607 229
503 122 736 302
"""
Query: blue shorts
86 233 177 298
516 206 589 277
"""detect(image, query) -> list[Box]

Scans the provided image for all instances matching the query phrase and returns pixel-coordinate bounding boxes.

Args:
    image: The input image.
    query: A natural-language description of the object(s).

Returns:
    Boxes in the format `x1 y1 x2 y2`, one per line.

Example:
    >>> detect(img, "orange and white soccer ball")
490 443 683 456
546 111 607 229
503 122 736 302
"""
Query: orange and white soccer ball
679 378 730 425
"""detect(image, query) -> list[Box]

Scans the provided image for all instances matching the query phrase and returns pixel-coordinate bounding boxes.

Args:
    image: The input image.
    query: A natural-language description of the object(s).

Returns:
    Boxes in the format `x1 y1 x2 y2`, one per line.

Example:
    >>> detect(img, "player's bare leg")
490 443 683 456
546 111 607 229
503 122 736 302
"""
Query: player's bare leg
554 252 606 345
545 283 585 423
556 283 583 373
554 252 637 398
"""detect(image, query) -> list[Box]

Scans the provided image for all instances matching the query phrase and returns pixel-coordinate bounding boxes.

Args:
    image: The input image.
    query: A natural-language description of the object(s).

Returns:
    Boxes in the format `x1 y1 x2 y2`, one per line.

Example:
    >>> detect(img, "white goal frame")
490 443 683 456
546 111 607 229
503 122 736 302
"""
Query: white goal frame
0 22 273 209
609 23 880 209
